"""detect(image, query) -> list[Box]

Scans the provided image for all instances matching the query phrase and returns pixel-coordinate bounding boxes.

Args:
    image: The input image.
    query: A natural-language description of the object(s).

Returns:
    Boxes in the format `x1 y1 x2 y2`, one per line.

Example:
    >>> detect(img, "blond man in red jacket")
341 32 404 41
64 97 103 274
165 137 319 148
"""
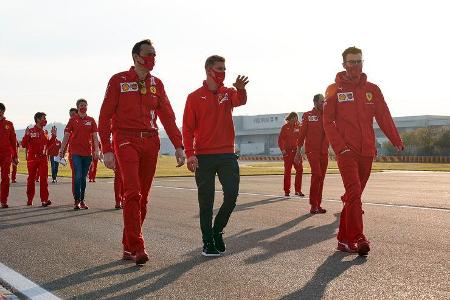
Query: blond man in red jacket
278 112 304 197
323 46 404 256
99 39 185 265
296 94 329 214
183 55 248 257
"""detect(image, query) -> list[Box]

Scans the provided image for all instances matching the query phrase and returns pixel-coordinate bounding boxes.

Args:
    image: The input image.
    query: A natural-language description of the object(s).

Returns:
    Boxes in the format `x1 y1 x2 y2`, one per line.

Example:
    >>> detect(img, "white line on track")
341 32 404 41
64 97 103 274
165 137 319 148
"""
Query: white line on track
0 263 61 300
152 185 450 213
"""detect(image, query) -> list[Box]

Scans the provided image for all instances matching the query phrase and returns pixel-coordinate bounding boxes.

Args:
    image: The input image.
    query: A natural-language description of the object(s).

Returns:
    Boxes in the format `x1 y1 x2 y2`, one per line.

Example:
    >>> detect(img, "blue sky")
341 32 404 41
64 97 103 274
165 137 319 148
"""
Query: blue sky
1 0 449 129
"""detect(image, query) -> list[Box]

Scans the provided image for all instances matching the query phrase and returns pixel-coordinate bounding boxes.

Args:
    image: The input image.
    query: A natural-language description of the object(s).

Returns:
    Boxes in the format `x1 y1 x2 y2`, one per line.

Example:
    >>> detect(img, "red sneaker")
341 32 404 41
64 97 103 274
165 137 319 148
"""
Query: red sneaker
74 200 81 210
135 250 149 265
310 207 327 214
122 251 136 261
42 200 52 207
79 202 89 209
1 203 9 209
337 241 357 253
356 238 370 256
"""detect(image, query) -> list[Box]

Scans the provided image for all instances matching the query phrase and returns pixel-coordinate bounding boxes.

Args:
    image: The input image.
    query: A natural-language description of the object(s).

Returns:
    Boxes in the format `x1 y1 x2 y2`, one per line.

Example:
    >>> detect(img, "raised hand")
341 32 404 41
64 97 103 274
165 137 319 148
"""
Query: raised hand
51 126 57 136
233 75 249 90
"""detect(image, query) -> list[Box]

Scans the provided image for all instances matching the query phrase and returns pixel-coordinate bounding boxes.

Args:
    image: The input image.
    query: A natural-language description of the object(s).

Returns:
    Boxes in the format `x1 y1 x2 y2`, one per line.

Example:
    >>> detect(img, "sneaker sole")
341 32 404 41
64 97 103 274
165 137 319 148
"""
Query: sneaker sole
201 252 221 257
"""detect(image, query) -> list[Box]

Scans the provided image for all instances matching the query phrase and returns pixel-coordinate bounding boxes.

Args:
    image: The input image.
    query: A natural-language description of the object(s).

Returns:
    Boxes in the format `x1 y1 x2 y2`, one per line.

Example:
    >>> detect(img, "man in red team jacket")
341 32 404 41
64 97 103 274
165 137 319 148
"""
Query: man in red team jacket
0 103 19 208
296 94 329 214
99 39 185 265
22 112 57 207
323 46 404 256
278 112 304 197
183 55 249 257
48 137 62 183
60 99 100 210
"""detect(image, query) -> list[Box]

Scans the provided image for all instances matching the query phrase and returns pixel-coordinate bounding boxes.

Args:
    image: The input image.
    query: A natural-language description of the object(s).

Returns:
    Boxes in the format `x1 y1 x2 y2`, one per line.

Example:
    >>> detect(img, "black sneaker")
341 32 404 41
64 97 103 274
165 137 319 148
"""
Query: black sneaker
213 232 226 253
202 242 220 257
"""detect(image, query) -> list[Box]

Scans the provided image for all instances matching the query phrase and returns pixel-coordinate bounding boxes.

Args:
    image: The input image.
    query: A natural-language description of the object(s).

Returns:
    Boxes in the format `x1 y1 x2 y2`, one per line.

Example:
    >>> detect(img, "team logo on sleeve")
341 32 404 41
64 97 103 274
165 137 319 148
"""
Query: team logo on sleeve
120 82 139 92
366 92 373 102
337 92 354 102
150 86 157 94
308 115 319 122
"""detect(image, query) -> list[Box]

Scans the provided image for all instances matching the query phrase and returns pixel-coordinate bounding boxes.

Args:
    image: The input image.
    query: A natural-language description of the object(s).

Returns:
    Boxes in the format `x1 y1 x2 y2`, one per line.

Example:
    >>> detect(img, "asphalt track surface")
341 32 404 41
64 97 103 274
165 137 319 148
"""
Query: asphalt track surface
1 171 449 299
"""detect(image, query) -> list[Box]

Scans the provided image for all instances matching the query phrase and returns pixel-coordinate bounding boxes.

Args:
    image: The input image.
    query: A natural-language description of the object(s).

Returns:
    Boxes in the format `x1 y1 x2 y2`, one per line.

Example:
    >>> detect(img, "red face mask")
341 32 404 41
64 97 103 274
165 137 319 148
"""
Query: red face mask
346 64 363 80
79 107 87 114
140 55 155 71
210 68 225 85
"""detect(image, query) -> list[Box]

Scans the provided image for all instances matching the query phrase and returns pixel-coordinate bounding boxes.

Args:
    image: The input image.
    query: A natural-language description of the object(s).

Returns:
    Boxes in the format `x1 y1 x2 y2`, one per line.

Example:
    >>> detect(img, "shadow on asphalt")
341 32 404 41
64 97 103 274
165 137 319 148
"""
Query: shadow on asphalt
281 252 367 299
41 212 359 299
194 196 290 218
0 206 119 230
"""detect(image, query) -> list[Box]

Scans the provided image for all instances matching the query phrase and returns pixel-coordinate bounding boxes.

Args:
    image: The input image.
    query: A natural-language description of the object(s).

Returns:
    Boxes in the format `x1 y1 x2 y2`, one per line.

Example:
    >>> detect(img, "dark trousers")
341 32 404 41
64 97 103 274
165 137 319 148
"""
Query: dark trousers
72 155 92 201
195 153 240 244
49 156 59 180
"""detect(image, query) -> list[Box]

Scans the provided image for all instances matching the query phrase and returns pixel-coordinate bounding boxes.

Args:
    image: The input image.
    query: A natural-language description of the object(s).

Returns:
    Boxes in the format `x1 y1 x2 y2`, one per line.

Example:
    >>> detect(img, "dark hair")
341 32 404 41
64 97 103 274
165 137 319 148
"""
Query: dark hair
0 103 5 111
34 112 46 123
342 46 362 62
205 55 225 69
313 94 324 103
76 98 87 108
132 39 153 56
69 107 78 113
285 112 298 121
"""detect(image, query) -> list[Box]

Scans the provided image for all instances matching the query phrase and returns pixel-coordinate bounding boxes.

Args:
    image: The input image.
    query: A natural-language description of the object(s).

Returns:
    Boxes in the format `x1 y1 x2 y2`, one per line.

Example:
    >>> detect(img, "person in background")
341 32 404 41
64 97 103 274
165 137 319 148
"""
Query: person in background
278 112 304 197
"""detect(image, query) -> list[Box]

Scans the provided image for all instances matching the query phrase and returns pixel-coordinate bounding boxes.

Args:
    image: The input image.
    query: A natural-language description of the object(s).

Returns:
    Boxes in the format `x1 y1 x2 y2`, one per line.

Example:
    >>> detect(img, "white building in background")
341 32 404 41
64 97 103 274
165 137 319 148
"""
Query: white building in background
159 114 450 156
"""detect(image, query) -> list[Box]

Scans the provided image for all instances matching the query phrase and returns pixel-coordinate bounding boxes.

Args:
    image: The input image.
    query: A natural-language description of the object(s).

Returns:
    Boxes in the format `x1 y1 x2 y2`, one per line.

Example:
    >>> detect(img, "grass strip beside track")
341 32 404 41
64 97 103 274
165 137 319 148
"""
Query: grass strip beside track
14 151 450 178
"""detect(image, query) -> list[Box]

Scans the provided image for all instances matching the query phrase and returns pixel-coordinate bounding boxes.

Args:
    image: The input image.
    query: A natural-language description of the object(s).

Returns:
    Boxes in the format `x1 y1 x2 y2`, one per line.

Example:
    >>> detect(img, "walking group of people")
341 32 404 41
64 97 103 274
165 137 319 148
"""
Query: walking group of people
0 39 403 264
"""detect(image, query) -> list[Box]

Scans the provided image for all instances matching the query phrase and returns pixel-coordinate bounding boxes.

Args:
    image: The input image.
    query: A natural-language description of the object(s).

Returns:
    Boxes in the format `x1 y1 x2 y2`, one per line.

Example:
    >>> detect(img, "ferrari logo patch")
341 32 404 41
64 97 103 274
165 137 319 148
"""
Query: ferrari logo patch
150 86 157 94
366 92 373 102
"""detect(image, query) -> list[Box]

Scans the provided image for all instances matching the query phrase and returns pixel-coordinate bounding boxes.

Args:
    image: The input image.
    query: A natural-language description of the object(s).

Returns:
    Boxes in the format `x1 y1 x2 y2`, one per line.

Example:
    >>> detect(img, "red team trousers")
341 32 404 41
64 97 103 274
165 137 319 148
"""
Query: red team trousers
114 133 159 253
306 152 328 208
336 151 373 243
27 158 49 203
283 149 303 194
114 160 123 206
0 155 12 204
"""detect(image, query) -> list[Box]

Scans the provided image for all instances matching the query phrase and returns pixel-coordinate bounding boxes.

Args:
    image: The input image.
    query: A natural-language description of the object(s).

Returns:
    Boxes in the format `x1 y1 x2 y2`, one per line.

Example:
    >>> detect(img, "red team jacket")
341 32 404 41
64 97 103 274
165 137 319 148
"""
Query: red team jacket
98 67 182 153
278 121 301 152
298 108 329 155
47 139 62 157
182 81 247 158
64 115 98 157
0 118 18 159
323 71 403 157
21 127 56 160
